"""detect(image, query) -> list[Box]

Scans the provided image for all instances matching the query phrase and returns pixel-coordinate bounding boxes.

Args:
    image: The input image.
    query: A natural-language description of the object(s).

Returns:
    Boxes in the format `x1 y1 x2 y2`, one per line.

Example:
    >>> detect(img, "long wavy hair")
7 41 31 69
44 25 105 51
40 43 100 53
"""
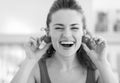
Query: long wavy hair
41 0 96 70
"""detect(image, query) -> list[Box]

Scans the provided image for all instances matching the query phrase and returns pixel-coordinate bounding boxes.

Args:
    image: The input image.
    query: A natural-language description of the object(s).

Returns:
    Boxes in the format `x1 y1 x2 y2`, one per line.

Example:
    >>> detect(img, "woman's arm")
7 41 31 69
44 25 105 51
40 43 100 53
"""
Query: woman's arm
82 37 119 83
96 60 119 83
10 58 38 83
10 37 51 83
27 63 41 83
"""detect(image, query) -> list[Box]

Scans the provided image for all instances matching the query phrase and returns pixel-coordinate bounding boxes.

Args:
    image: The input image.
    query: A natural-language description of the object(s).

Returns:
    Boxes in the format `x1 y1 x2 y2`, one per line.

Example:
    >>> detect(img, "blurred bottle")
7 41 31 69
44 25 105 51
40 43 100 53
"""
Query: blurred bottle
95 12 108 32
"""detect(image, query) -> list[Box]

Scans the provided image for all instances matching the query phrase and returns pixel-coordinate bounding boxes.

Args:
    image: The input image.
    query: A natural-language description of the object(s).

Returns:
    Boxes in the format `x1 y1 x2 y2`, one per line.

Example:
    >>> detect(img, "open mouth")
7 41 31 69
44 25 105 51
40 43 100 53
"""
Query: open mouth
59 41 75 47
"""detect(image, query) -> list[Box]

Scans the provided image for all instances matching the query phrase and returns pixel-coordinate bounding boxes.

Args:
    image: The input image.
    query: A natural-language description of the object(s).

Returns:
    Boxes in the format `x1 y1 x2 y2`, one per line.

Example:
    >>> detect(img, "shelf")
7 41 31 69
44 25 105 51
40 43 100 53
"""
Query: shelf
0 34 42 44
95 32 120 44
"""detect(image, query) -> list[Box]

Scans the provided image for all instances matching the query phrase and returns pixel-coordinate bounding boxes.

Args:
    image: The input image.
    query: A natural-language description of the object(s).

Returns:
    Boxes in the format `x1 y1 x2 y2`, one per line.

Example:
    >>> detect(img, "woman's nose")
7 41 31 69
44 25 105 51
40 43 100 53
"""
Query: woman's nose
62 29 72 38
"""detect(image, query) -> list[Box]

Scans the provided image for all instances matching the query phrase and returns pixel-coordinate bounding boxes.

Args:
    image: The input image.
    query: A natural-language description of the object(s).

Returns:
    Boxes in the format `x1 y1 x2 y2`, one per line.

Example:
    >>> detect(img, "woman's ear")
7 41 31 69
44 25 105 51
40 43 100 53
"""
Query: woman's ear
44 35 51 43
44 28 51 43
44 28 50 35
45 27 49 33
82 29 86 36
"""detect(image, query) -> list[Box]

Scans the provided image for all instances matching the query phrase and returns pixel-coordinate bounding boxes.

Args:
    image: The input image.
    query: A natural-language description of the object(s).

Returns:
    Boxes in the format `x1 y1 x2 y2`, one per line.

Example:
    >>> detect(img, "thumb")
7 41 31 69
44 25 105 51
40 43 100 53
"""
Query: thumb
24 42 35 59
35 43 51 59
37 43 51 54
82 43 91 53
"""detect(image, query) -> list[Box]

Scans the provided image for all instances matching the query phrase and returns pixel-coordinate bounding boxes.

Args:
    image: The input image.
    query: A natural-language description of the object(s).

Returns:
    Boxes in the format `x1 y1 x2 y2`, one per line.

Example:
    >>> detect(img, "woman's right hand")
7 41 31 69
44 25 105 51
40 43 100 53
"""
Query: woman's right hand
10 36 51 83
24 36 51 61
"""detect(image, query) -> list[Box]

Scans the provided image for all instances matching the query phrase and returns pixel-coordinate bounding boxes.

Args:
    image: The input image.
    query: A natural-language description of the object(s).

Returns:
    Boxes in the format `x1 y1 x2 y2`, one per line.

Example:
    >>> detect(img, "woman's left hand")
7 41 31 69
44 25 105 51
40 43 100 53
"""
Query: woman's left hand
82 37 108 66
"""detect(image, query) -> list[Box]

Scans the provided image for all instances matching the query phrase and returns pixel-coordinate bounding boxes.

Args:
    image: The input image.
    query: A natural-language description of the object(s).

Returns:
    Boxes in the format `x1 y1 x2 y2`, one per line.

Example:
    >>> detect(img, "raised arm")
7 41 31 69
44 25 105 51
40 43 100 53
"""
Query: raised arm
82 36 119 83
10 37 51 83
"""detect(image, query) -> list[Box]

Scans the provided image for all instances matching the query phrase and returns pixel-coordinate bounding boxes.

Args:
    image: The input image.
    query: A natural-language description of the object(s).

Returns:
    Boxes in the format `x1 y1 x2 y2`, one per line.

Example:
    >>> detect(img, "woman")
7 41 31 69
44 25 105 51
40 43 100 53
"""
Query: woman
11 0 119 83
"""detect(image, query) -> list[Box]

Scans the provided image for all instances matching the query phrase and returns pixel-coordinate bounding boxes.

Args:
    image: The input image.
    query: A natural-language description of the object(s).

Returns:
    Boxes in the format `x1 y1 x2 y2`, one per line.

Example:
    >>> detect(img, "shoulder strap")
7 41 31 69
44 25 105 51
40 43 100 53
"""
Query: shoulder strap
86 68 96 83
38 58 51 83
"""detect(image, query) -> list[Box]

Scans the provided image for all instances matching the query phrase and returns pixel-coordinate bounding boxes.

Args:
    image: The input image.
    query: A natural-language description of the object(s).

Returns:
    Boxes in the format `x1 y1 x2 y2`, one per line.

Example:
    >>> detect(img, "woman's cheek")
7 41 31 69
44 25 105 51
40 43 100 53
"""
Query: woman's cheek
51 34 59 48
76 34 83 47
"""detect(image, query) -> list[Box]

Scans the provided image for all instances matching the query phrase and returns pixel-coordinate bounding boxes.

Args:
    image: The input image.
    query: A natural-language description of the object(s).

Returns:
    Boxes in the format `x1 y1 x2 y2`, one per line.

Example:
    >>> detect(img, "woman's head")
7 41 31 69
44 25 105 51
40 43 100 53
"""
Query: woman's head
46 0 86 29
43 0 95 70
45 0 86 57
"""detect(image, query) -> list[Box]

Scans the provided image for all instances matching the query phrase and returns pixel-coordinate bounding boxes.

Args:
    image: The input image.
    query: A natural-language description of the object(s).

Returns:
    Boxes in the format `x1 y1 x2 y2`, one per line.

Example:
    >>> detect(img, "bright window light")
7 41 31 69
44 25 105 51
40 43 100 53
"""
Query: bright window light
1 17 34 35
93 0 120 11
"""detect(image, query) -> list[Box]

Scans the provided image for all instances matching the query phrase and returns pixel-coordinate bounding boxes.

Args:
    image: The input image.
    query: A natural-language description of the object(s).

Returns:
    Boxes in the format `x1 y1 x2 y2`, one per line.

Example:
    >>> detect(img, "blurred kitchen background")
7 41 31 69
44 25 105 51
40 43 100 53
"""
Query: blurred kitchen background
0 0 120 83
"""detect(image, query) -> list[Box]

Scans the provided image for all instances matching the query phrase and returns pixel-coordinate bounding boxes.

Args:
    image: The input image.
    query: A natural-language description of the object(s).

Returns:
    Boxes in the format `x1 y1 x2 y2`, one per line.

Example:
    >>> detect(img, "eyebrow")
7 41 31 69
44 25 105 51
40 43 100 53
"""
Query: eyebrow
53 23 79 26
70 23 79 26
53 23 64 26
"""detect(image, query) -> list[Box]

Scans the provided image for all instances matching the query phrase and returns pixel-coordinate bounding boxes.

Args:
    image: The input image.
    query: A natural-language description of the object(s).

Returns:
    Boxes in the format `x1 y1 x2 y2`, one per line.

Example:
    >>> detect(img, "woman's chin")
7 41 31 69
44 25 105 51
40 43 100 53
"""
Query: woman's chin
57 45 77 57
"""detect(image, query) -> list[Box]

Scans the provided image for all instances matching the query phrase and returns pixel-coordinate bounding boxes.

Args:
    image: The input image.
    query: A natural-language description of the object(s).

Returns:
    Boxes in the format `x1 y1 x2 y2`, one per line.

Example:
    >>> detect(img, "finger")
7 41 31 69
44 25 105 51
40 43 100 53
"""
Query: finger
36 43 51 59
100 41 106 49
93 37 106 48
96 39 101 45
96 38 106 48
28 41 38 52
38 43 51 52
82 43 91 53
82 42 98 60
24 37 39 58
93 37 100 44
90 39 97 50
85 30 93 38
24 42 35 59
29 37 38 47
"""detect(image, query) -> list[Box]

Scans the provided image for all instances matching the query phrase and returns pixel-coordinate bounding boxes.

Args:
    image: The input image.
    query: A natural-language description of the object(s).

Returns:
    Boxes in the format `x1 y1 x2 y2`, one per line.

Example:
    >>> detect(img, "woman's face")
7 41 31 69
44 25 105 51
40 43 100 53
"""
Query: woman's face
49 9 84 57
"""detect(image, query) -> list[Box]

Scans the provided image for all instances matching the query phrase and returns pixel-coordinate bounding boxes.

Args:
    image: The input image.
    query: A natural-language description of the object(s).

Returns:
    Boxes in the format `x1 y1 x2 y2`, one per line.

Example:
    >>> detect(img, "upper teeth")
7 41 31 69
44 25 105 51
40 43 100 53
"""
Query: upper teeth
60 41 74 44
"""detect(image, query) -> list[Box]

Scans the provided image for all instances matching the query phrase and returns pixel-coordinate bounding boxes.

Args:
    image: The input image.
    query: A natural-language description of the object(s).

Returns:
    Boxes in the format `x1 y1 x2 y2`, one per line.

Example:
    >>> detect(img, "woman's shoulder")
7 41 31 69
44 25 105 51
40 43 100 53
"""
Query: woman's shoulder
28 61 41 83
31 58 50 83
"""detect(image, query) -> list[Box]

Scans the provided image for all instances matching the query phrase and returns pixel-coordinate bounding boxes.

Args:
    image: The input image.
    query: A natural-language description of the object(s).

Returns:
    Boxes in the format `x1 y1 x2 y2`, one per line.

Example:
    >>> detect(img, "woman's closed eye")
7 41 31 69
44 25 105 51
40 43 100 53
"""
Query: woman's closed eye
71 27 79 30
55 27 64 30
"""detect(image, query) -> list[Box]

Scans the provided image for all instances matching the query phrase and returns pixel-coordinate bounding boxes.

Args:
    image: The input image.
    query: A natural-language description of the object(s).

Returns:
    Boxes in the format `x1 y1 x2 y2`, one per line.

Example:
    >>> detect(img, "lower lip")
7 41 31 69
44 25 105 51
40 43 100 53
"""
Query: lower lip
60 44 75 50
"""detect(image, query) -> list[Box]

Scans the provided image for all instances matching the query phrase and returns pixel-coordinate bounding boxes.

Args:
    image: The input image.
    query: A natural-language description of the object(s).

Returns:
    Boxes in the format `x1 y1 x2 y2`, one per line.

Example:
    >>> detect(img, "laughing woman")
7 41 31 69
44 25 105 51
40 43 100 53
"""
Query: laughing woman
11 0 119 83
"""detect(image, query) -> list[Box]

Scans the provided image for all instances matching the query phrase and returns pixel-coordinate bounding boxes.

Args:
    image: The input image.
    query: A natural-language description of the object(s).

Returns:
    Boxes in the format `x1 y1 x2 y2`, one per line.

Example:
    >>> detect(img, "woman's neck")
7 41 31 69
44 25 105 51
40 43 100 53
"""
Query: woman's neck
53 52 81 72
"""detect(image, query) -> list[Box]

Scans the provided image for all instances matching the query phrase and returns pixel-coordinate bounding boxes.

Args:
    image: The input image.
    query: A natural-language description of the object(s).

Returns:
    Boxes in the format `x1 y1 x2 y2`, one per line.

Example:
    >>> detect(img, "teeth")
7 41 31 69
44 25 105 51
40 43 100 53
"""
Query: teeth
60 41 74 44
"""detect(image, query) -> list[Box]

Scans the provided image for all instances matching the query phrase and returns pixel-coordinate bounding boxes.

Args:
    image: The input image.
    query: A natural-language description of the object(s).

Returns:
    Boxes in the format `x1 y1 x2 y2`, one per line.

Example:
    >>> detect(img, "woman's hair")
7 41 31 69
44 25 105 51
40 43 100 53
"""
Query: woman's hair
46 0 86 29
42 0 96 70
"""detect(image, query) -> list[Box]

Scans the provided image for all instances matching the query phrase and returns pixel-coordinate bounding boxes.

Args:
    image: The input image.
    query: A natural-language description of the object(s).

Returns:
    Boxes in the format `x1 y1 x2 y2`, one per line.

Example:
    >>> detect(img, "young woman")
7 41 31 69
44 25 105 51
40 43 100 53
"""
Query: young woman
11 0 119 83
